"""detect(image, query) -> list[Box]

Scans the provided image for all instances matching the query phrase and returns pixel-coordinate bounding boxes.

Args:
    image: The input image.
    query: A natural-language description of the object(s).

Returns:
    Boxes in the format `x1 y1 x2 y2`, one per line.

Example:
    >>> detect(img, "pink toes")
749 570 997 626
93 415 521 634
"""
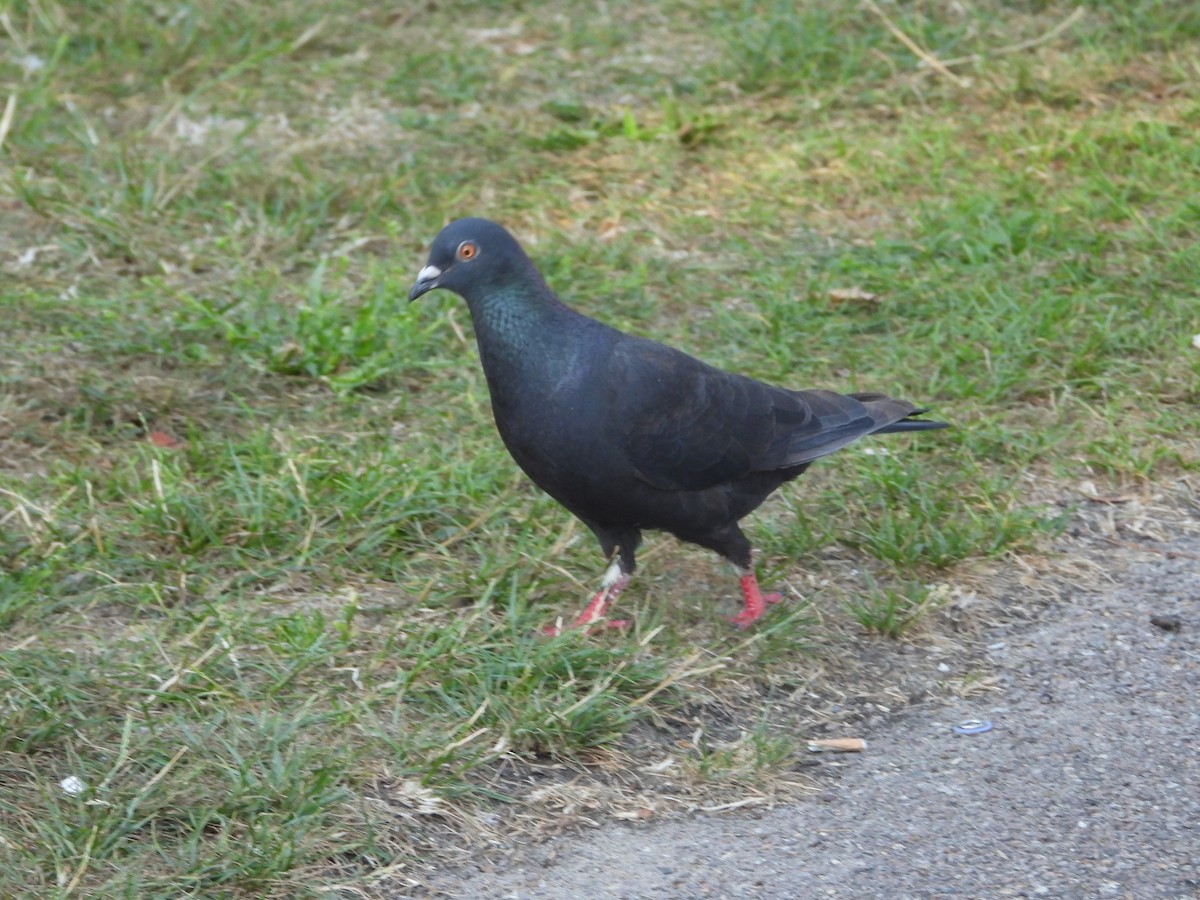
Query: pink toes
731 573 783 629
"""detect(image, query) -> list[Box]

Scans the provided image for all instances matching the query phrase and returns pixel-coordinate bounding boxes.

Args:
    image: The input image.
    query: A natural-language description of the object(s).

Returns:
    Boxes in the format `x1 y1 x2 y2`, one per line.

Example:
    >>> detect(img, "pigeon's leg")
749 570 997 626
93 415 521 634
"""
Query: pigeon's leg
572 559 631 627
692 524 784 629
544 560 630 636
545 525 640 636
731 569 783 630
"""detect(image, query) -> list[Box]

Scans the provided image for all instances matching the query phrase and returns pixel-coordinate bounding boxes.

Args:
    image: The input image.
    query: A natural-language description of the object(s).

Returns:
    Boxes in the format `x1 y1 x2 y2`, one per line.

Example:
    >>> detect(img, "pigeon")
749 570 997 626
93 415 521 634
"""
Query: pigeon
409 218 947 631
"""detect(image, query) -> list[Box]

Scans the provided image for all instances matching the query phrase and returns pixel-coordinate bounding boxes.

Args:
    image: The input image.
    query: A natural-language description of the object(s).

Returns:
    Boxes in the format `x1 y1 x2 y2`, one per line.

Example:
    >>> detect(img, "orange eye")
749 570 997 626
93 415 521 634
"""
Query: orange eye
456 241 478 261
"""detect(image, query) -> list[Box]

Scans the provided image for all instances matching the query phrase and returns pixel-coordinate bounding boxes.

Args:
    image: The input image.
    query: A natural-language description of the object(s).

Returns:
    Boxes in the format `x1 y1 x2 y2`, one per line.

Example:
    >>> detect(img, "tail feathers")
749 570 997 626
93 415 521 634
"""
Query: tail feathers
775 389 948 468
873 415 950 434
849 392 949 434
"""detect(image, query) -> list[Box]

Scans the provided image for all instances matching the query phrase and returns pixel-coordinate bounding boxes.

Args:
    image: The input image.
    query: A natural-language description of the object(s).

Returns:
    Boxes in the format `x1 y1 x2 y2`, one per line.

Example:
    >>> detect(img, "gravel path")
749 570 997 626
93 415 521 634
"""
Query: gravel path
423 534 1199 899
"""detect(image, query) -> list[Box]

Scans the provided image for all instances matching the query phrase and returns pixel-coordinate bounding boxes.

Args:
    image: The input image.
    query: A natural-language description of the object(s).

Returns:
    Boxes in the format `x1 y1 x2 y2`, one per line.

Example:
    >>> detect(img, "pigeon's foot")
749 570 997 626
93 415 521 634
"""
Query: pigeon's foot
730 572 782 629
543 574 631 636
542 617 630 637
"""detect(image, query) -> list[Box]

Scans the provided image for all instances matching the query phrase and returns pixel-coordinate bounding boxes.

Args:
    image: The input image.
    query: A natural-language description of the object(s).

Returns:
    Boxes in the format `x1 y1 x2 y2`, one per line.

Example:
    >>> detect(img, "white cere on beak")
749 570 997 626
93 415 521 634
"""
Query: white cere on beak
417 264 442 282
601 560 624 588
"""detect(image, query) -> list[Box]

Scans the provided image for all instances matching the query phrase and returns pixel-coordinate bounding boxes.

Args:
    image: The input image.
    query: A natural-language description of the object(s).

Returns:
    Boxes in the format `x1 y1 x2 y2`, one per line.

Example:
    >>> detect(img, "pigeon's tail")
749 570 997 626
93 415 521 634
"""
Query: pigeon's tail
850 392 950 434
775 390 949 468
872 413 950 434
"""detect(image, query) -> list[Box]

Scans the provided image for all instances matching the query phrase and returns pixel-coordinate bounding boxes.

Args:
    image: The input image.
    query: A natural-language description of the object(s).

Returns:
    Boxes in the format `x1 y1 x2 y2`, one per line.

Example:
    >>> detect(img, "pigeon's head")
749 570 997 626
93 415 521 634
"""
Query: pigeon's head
408 218 531 303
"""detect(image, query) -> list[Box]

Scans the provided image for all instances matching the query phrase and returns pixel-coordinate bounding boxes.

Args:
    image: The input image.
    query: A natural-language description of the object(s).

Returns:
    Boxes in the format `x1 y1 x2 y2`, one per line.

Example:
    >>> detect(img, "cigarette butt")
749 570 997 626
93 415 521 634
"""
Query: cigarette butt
807 737 867 753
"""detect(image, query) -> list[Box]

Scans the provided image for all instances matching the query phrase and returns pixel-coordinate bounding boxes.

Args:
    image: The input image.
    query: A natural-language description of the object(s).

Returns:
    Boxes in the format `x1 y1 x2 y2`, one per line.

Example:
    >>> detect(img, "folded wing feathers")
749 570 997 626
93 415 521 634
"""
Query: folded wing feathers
617 340 942 490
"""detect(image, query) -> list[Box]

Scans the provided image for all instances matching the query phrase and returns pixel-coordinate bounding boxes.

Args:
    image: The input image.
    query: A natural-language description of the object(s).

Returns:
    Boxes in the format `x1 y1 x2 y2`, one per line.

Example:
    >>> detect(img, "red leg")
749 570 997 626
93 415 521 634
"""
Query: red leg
570 575 629 628
730 572 783 629
544 568 630 636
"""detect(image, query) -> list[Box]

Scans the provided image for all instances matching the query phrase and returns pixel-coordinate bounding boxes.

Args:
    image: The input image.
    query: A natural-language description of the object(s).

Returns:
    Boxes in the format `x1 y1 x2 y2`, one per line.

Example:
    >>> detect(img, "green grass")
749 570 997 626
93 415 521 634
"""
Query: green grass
2 0 1199 894
844 579 946 639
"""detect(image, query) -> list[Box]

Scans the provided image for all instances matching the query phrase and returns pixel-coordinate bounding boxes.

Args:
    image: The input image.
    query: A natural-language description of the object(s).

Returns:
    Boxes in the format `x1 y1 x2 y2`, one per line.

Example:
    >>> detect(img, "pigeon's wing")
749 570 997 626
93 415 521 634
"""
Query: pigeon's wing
608 340 891 492
609 340 773 491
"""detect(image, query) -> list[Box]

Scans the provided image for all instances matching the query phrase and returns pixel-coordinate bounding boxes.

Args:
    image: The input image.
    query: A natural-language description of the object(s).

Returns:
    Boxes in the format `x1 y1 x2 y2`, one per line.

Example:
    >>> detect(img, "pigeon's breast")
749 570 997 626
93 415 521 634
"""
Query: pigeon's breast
491 370 634 512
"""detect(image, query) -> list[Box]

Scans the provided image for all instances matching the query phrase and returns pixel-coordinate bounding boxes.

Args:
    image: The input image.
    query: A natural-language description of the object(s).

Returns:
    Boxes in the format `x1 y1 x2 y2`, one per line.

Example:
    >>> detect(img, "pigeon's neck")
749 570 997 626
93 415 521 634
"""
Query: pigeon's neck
465 282 576 380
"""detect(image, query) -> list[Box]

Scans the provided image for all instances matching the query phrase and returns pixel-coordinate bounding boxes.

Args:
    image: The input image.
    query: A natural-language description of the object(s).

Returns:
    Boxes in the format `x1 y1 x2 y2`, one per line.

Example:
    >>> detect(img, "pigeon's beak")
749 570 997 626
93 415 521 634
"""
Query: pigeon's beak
408 264 443 302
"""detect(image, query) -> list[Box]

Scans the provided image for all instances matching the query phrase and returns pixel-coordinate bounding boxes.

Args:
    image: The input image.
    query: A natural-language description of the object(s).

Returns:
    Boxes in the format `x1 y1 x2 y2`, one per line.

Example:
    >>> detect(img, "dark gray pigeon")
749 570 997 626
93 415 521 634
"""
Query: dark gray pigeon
409 218 947 632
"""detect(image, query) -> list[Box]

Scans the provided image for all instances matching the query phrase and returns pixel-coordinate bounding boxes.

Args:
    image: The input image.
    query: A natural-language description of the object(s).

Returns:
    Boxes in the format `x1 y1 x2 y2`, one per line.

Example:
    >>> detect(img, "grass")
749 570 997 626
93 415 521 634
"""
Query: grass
845 578 946 639
2 0 1198 894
